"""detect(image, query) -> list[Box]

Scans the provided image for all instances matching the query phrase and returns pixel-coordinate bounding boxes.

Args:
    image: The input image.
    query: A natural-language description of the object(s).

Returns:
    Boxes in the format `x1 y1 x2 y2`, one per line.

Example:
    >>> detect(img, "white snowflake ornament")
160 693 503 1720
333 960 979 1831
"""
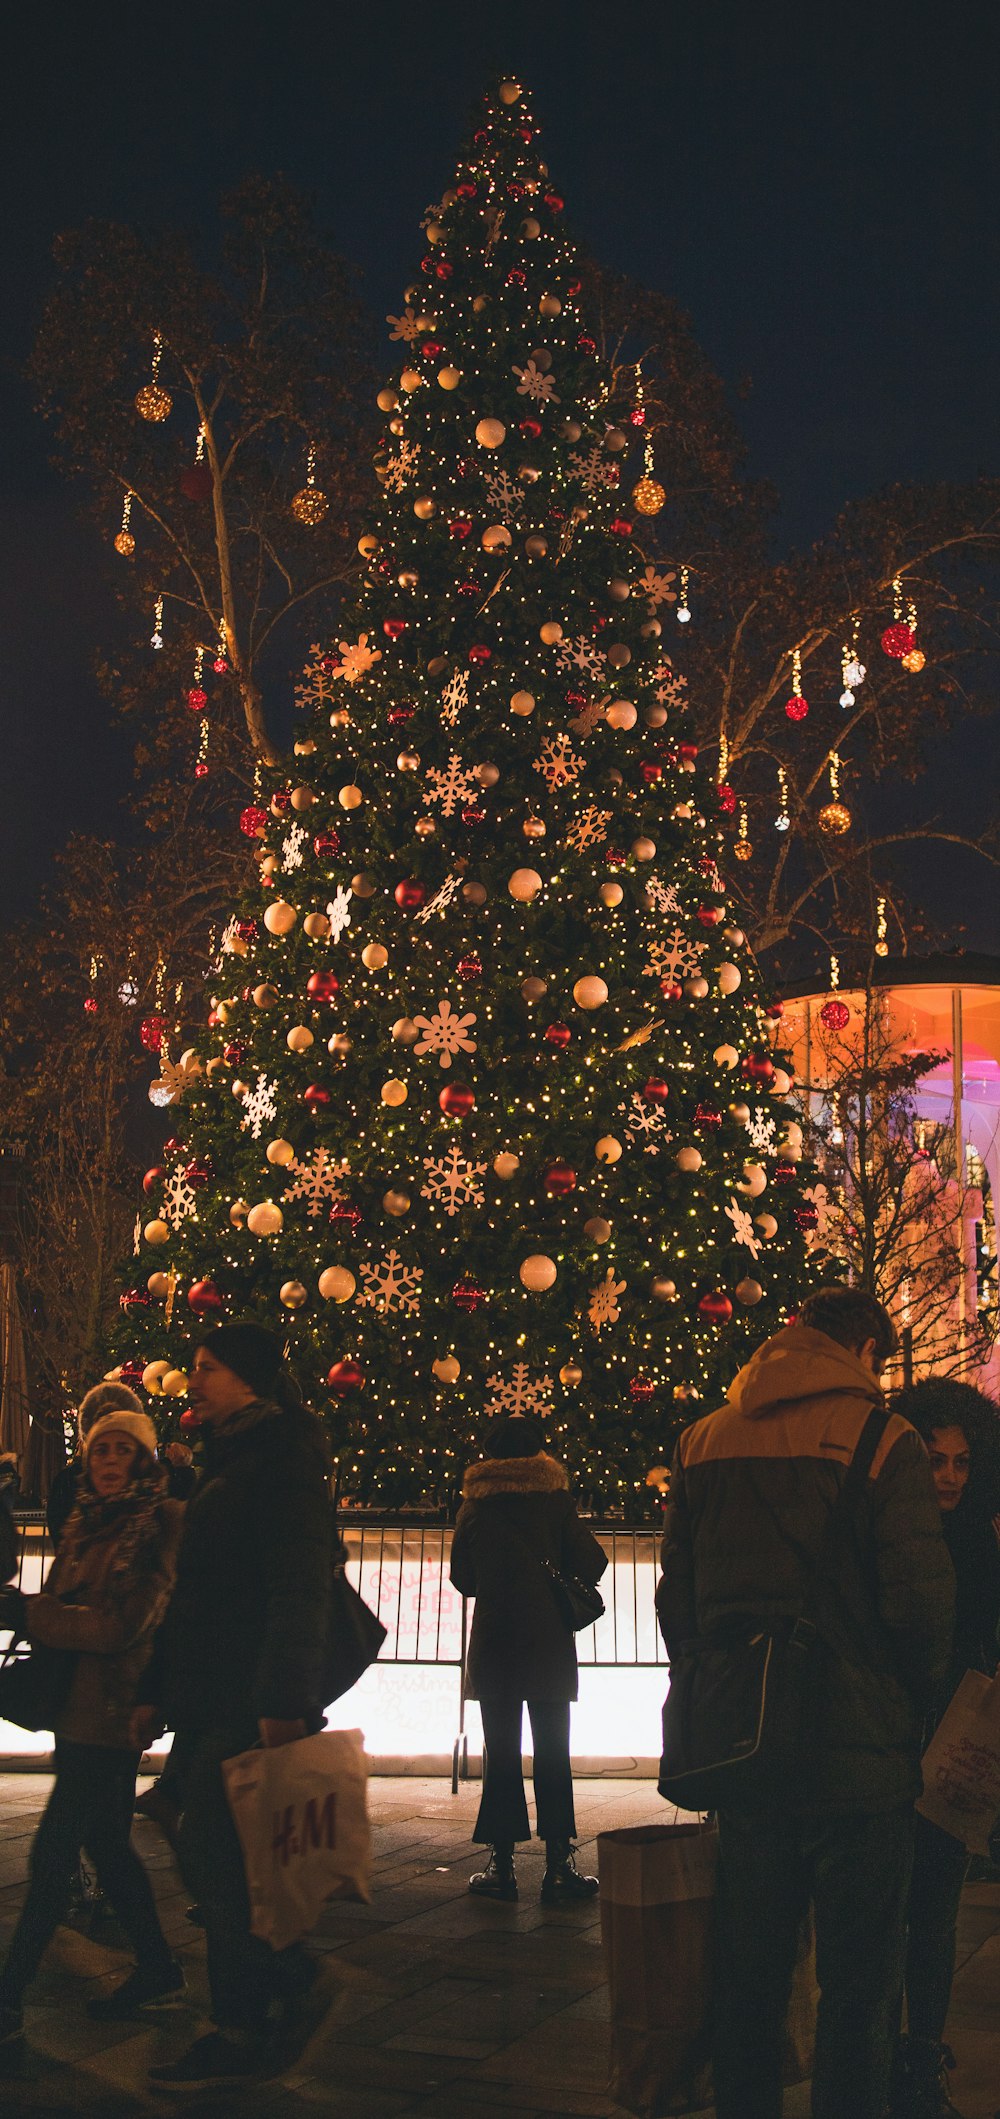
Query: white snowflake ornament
484 1362 554 1419
162 1163 199 1229
358 1248 423 1316
588 1269 627 1333
513 359 559 403
281 823 308 875
421 1142 488 1217
422 752 479 818
440 668 469 728
568 443 619 494
240 1073 279 1142
412 1000 478 1068
565 805 613 854
535 733 584 791
333 633 383 685
282 1148 350 1217
725 1195 762 1259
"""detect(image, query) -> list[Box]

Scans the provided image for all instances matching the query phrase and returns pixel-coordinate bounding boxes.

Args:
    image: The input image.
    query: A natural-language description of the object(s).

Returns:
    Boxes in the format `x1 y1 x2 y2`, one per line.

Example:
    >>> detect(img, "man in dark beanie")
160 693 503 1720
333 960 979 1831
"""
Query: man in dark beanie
131 1323 333 2091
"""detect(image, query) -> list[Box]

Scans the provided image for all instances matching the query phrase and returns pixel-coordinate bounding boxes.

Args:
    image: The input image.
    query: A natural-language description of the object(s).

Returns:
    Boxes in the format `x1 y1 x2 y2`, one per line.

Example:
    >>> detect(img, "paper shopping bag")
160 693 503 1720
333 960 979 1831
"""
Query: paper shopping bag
222 1727 371 1950
599 1822 718 2117
918 1669 1000 1854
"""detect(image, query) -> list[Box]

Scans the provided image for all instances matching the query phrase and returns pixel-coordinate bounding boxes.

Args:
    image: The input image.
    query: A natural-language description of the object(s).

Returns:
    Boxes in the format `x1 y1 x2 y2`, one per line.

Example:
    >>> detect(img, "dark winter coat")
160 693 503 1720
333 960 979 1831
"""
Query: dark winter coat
143 1397 332 1731
27 1495 184 1748
450 1453 608 1702
940 1499 1000 1702
658 1324 956 1812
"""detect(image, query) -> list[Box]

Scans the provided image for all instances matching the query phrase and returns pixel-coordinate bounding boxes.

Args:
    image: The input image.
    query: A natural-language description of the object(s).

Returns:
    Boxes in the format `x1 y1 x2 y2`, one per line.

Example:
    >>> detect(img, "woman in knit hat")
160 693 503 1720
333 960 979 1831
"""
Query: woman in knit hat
450 1413 608 1905
0 1405 184 2044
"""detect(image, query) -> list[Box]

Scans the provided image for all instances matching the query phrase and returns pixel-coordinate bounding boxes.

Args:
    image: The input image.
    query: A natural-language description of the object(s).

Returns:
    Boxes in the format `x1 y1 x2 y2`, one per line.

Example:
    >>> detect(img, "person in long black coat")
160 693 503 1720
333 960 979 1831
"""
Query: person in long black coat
450 1413 608 1903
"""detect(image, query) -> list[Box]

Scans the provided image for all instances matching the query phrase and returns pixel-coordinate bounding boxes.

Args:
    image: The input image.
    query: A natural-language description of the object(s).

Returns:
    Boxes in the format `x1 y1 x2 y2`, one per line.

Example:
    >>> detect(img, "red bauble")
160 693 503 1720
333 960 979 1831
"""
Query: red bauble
180 464 213 503
142 1166 165 1196
194 760 209 779
519 416 542 438
506 181 525 200
313 830 342 860
640 762 663 785
468 643 492 664
629 405 646 427
435 260 454 281
742 1052 776 1083
698 1290 734 1324
659 979 684 1003
239 804 268 838
307 971 340 1002
140 1014 166 1053
795 1205 819 1230
610 518 633 536
383 617 407 639
439 1082 475 1118
450 518 473 540
629 1377 655 1404
223 1041 247 1065
773 1162 796 1186
506 268 527 288
545 1022 572 1049
785 694 809 722
213 655 228 674
420 339 443 357
642 1078 670 1105
394 878 426 911
327 1358 364 1397
329 1200 362 1234
119 1286 150 1312
576 334 596 354
178 1407 202 1432
162 1136 183 1156
544 191 565 212
388 705 415 725
461 803 486 825
188 1278 223 1314
456 952 483 981
184 1157 212 1188
765 1001 784 1020
606 848 627 867
186 686 208 712
694 1103 722 1129
718 784 737 815
452 1278 487 1312
881 622 915 659
119 1360 144 1388
820 997 851 1031
543 1162 577 1196
304 1084 331 1107
269 790 292 820
679 742 699 766
697 905 724 928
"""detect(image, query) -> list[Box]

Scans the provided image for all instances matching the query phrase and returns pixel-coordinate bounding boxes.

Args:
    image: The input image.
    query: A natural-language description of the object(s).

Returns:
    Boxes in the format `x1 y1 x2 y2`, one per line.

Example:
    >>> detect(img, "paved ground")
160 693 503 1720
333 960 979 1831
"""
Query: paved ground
0 1772 997 2118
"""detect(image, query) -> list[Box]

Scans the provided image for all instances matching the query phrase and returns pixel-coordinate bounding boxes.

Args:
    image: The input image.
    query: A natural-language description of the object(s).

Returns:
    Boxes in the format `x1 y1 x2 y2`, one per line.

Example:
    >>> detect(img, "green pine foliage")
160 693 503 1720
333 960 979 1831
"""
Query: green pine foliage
115 78 820 1513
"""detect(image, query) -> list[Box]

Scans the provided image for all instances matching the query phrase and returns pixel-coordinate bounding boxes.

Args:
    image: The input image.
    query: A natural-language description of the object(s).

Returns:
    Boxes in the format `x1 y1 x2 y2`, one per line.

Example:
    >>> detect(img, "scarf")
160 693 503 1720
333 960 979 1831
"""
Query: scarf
59 1466 170 1603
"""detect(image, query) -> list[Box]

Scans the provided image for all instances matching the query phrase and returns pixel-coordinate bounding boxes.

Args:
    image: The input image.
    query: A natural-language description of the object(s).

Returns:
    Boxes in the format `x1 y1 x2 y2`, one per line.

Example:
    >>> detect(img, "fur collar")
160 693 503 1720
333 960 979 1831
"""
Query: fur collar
462 1452 569 1500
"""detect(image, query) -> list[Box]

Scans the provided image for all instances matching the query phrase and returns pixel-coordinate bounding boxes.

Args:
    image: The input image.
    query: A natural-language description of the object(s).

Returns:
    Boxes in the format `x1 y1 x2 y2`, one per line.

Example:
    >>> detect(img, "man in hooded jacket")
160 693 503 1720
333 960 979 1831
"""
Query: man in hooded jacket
658 1285 955 2119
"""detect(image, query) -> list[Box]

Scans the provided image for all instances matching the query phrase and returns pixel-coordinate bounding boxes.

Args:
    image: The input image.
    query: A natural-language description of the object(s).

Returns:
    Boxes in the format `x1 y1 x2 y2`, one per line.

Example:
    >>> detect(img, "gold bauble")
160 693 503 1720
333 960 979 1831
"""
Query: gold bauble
135 382 172 422
280 1280 309 1309
818 800 852 836
114 530 136 557
632 475 666 515
902 649 926 673
291 484 329 527
733 839 754 862
559 1361 583 1387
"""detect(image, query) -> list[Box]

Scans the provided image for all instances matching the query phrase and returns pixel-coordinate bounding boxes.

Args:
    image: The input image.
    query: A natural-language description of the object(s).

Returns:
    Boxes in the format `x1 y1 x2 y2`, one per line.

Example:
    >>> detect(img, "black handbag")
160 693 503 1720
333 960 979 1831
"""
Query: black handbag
658 1407 887 1811
321 1564 388 1704
540 1557 606 1633
0 1637 77 1733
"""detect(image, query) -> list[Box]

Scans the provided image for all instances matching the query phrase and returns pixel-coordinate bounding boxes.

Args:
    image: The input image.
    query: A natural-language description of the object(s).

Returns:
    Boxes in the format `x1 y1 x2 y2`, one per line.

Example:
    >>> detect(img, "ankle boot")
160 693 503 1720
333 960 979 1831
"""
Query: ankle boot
468 1843 517 1900
890 2035 966 2119
540 1838 599 1904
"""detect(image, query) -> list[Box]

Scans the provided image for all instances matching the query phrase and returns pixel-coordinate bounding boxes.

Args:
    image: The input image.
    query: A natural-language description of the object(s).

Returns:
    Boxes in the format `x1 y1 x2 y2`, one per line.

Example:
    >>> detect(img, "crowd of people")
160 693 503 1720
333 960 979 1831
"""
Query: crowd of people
0 1289 996 2114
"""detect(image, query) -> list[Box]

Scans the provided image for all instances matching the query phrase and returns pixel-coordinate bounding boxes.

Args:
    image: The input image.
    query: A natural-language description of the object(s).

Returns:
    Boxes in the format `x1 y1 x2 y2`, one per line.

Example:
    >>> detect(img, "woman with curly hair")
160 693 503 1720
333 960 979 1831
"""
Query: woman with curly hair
888 1377 1000 2119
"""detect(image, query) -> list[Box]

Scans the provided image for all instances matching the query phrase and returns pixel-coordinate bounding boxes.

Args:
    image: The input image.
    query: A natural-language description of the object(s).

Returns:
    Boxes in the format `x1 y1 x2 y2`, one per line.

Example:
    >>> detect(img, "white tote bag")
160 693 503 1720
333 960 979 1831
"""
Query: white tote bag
222 1727 371 1949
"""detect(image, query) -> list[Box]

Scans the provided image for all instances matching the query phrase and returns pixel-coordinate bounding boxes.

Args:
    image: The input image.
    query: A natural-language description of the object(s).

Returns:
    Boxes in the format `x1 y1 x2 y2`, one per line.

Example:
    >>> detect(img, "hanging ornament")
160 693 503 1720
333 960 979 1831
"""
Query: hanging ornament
114 490 135 557
631 375 665 513
180 423 213 502
901 599 925 672
774 765 790 833
733 800 752 862
186 644 207 711
876 894 889 958
820 954 850 1031
213 623 228 675
194 716 210 780
784 647 808 721
150 594 164 651
840 618 865 706
881 575 915 658
135 332 172 422
818 751 851 835
291 442 329 527
676 565 691 624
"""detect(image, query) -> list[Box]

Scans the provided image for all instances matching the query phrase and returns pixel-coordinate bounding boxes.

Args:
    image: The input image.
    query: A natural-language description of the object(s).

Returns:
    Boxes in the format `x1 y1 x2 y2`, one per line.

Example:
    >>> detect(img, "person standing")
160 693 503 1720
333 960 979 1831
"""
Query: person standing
658 1286 955 2119
132 1322 333 2094
450 1413 608 1904
0 1408 183 2042
888 1378 1000 2119
49 1382 196 1549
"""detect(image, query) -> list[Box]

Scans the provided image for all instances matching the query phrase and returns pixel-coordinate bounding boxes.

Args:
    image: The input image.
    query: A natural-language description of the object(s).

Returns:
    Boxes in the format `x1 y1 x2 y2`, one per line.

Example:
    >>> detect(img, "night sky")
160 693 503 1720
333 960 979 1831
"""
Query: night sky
3 0 998 930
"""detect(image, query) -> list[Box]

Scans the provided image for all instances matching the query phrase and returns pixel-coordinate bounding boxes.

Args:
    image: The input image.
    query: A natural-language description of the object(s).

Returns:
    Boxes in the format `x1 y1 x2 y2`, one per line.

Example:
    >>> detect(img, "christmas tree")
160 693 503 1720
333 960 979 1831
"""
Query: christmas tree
117 77 817 1511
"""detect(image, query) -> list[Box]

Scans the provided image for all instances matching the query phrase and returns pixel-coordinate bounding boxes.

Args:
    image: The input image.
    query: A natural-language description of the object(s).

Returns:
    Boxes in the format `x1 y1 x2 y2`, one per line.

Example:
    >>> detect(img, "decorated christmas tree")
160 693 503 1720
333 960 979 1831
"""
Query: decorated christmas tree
117 77 818 1511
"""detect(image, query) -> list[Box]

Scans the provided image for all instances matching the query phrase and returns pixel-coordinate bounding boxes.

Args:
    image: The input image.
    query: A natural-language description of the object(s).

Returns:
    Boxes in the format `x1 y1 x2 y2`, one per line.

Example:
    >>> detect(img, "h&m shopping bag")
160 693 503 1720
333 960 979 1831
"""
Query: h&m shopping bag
598 1821 817 2117
918 1668 1000 1854
222 1727 371 1950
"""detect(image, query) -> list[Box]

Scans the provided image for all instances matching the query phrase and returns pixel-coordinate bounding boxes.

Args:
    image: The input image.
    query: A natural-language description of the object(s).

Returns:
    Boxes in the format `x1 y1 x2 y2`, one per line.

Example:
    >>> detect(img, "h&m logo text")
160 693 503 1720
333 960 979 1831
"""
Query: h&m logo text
271 1794 337 1865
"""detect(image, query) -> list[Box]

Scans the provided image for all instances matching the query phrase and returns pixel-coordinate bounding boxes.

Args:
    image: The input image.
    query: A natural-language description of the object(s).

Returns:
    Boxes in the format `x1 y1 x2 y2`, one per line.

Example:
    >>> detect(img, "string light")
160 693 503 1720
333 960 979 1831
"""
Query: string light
820 954 850 1030
876 895 889 957
631 373 665 514
291 442 330 526
840 617 865 706
785 647 808 721
676 566 691 623
114 490 135 557
733 800 752 861
818 752 851 835
195 423 206 464
150 594 164 651
135 332 172 422
775 765 790 831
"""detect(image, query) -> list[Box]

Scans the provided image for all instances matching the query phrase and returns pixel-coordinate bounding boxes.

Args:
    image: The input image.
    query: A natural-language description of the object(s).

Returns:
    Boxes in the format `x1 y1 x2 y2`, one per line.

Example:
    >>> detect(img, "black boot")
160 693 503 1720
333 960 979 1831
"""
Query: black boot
890 2035 966 2118
540 1838 599 1904
468 1843 517 1900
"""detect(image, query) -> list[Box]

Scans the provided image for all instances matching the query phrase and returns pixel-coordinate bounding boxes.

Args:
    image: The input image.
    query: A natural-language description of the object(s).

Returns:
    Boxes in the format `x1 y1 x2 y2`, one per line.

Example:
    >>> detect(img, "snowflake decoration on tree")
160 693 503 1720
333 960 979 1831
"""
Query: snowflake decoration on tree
219 916 245 958
414 872 461 925
148 1050 202 1108
281 823 308 874
568 444 619 493
421 1141 487 1217
333 633 383 685
422 752 479 818
644 875 683 918
240 1073 279 1142
162 1163 199 1229
294 644 340 712
568 693 608 738
588 1269 627 1333
618 1093 674 1155
440 668 469 729
650 661 688 708
282 1148 350 1218
386 307 423 344
636 566 678 610
380 439 421 494
535 732 585 791
725 1195 761 1260
484 1363 554 1419
748 1108 778 1155
482 468 522 525
565 804 613 854
513 359 560 403
325 884 353 944
803 1182 831 1242
555 632 607 678
643 926 706 983
412 999 478 1068
358 1248 423 1316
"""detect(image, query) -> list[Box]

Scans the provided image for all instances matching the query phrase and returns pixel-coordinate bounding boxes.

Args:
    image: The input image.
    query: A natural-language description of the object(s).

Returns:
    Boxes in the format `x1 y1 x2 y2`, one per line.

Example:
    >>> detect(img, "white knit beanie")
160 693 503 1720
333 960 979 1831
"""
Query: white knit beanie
83 1409 159 1462
78 1381 143 1442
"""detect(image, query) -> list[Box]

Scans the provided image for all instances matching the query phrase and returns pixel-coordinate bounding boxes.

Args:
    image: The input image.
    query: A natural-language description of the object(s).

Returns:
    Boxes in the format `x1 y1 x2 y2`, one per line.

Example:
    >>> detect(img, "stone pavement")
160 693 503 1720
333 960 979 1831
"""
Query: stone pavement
0 1772 997 2118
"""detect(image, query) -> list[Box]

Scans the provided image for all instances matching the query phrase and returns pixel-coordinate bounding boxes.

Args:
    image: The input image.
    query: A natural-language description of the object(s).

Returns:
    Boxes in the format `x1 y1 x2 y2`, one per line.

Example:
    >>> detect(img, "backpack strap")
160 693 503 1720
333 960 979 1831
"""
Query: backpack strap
798 1403 888 1628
